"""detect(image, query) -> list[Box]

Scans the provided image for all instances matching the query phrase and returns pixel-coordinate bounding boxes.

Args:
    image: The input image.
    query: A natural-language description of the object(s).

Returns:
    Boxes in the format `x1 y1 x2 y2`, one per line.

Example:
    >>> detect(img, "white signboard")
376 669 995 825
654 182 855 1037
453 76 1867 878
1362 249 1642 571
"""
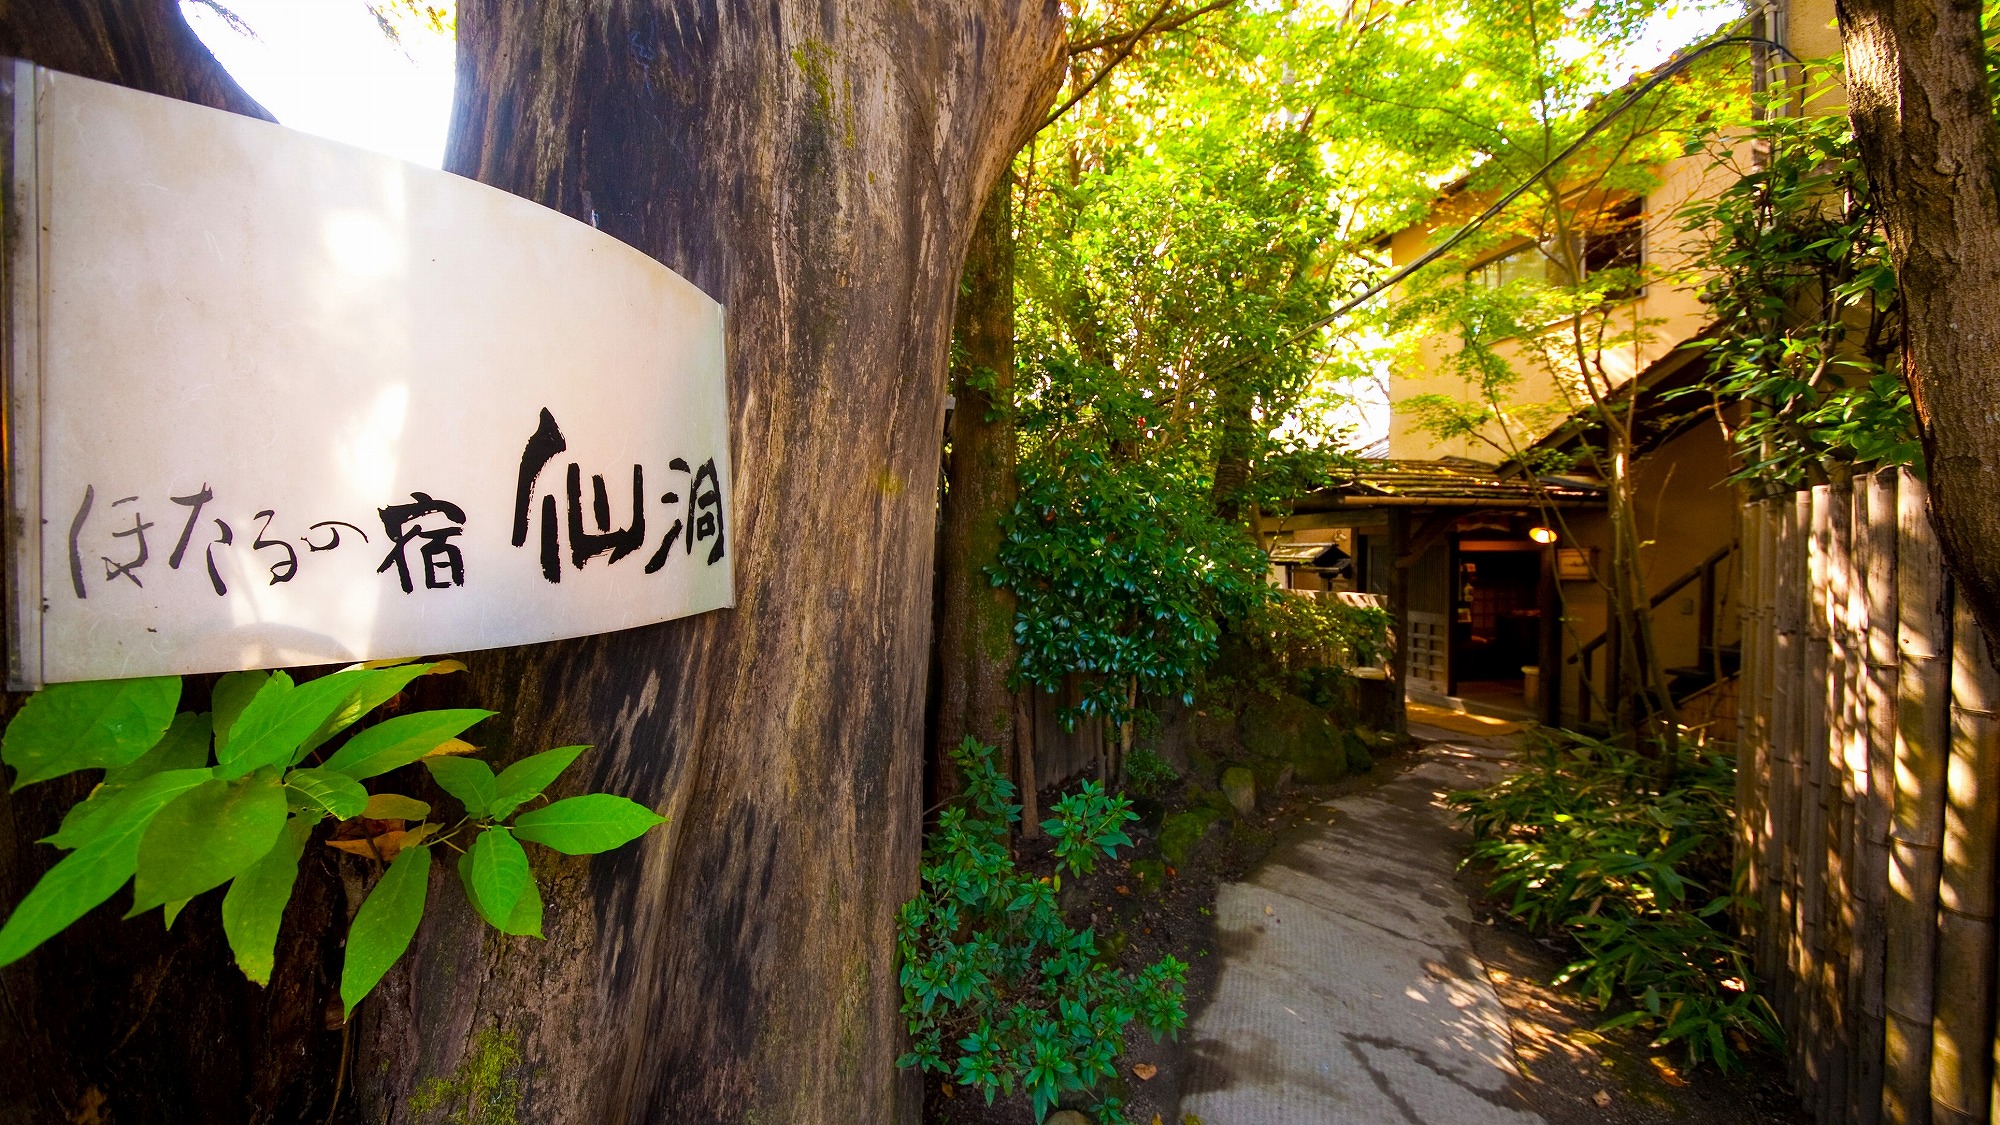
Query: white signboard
3 63 733 687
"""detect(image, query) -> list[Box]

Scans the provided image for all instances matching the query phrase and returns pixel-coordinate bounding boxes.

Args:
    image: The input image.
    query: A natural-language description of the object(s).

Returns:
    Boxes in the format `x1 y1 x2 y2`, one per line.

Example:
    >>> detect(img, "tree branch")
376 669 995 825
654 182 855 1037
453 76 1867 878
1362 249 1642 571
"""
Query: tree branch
1066 0 1237 55
1043 0 1239 130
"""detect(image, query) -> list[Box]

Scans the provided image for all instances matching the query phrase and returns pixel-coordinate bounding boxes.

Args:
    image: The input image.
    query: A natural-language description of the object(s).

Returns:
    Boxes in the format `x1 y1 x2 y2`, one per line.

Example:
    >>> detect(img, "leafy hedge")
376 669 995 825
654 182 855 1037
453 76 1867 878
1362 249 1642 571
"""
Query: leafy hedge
1453 730 1778 1069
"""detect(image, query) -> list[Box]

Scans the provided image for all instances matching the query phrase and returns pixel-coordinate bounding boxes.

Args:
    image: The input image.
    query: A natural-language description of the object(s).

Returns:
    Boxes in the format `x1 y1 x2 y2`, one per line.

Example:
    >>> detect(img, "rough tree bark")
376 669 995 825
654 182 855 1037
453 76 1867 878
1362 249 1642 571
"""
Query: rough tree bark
351 4 1066 1123
933 177 1023 801
1836 0 2000 653
0 10 357 1125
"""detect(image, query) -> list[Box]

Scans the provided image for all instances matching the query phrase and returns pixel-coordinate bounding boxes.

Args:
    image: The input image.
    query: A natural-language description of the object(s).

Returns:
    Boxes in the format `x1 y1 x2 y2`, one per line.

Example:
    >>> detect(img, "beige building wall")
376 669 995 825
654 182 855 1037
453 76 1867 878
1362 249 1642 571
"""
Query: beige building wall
1384 145 1737 462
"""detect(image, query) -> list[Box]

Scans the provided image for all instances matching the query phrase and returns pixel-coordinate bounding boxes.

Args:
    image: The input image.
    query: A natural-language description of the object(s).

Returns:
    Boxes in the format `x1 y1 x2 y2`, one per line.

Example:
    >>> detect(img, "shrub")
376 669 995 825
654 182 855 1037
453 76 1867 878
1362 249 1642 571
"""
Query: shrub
1122 748 1179 799
1453 729 1778 1070
897 738 1187 1122
0 663 665 1016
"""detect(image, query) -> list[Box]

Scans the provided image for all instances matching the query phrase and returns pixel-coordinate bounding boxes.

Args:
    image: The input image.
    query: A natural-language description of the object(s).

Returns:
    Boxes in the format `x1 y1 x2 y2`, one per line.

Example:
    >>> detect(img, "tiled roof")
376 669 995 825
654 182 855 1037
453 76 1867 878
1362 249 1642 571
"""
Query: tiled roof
1311 458 1607 506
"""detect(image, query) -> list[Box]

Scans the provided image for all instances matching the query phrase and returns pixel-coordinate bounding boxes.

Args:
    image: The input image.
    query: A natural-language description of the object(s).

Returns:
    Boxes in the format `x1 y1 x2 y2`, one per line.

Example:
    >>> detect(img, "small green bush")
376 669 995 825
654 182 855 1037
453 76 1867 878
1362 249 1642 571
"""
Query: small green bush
1123 748 1179 799
1453 730 1777 1070
897 738 1187 1122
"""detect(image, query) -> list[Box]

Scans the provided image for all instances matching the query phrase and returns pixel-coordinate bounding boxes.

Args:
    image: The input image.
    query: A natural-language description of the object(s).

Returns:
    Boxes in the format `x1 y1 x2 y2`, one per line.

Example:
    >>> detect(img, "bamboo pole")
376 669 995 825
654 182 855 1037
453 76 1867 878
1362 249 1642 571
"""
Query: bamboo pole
1883 468 1952 1125
1823 475 1857 1120
1759 494 1786 980
1850 468 1900 1125
1928 597 1999 1123
1775 489 1808 1059
1803 483 1837 1105
1739 497 1769 949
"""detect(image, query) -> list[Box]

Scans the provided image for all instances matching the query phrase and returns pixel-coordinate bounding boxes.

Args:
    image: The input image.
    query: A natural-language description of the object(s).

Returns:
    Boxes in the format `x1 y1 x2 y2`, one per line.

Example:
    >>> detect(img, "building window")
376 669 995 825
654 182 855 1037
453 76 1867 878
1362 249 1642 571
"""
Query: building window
1468 243 1545 290
1581 196 1644 300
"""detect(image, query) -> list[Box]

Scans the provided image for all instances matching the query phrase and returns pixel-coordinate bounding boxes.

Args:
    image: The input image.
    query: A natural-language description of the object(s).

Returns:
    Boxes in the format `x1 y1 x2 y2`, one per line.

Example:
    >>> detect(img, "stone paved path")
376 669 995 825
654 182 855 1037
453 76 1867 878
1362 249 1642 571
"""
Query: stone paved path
1178 725 1546 1124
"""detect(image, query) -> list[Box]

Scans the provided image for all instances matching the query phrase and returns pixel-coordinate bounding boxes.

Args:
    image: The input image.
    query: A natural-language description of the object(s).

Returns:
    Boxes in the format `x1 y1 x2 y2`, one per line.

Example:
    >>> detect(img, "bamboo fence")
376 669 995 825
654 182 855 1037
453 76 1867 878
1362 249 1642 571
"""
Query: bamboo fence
1737 469 2000 1124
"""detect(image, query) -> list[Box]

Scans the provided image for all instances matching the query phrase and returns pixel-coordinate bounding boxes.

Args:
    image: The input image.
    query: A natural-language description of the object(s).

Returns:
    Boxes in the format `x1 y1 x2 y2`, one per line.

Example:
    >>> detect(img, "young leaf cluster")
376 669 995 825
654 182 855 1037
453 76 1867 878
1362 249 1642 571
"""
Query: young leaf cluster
1678 79 1914 485
897 738 1185 1122
0 661 666 1017
1452 729 1777 1069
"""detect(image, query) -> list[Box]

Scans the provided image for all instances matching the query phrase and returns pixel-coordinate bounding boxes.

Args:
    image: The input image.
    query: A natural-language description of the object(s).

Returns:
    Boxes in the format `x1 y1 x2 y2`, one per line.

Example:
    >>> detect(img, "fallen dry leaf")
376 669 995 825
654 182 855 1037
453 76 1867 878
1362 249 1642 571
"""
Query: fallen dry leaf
1648 1056 1688 1087
1592 1089 1612 1107
1115 885 1131 895
1132 1063 1158 1081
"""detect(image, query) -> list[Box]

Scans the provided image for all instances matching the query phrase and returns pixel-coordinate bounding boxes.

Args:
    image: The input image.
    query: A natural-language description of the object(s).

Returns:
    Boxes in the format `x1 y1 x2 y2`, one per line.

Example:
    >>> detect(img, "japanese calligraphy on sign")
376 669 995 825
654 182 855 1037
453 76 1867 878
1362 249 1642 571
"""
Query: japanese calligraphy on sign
3 64 733 686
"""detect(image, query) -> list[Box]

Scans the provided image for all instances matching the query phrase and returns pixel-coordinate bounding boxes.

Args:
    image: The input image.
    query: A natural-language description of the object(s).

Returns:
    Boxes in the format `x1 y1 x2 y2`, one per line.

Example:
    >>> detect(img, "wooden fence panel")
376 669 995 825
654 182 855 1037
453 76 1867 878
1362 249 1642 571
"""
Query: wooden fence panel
1730 470 2000 1125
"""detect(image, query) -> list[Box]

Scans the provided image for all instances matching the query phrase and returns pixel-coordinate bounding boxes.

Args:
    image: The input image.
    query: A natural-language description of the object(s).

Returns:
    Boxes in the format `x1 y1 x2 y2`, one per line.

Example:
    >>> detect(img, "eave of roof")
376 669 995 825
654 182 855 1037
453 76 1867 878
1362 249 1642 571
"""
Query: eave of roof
1296 458 1608 512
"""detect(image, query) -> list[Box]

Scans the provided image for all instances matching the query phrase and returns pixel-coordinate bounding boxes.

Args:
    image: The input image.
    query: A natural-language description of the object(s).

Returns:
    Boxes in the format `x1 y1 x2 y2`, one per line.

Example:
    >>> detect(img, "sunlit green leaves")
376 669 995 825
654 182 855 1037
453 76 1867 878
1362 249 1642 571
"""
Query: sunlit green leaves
299 659 461 756
424 757 497 818
490 744 589 819
322 708 493 780
102 711 211 787
362 793 430 821
340 843 431 1017
462 828 540 937
219 671 365 778
0 666 657 1016
0 767 211 966
2 676 180 789
130 775 288 913
222 814 310 985
511 794 664 854
1453 730 1774 1069
285 768 370 820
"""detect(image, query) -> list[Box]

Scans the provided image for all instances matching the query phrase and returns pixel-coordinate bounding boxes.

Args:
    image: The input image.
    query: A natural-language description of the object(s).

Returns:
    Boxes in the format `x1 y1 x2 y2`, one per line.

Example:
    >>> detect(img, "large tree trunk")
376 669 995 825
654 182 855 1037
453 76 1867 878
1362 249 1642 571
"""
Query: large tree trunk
1836 0 2000 653
933 177 1022 801
354 4 1065 1123
0 10 346 1125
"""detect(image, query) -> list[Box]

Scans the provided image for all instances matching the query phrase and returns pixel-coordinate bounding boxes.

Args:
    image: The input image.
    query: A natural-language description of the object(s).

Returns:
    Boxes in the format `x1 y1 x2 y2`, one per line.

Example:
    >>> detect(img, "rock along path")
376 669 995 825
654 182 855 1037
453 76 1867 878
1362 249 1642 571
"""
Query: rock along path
1178 722 1546 1125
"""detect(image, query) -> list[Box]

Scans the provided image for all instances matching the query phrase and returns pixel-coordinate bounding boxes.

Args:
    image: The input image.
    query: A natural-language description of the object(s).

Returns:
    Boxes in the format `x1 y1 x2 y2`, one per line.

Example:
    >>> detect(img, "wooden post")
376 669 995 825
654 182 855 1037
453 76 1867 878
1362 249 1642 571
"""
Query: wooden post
1928 597 2000 1123
1387 509 1409 737
1883 468 1953 1125
1850 468 1901 1125
1539 542 1562 726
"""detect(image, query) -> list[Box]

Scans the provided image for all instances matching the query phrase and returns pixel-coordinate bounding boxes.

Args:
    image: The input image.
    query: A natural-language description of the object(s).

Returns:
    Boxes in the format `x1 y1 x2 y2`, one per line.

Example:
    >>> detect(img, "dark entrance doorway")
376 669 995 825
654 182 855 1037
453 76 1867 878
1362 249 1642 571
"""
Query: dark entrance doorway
1451 539 1542 713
